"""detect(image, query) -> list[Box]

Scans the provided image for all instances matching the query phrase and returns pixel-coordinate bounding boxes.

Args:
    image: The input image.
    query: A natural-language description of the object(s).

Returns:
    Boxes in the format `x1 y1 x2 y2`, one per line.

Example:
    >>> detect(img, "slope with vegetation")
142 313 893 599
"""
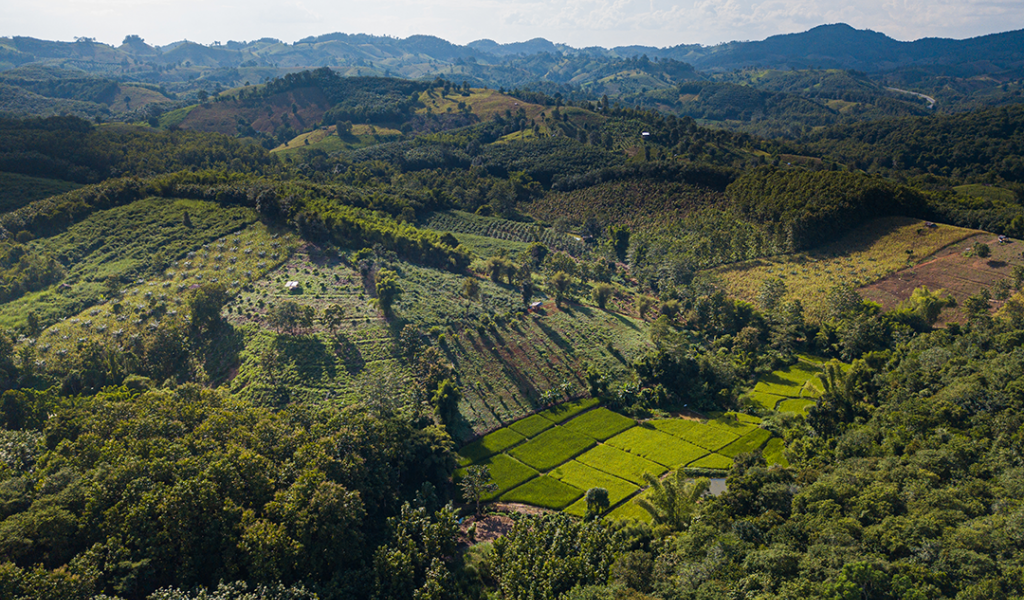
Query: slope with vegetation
0 59 1024 600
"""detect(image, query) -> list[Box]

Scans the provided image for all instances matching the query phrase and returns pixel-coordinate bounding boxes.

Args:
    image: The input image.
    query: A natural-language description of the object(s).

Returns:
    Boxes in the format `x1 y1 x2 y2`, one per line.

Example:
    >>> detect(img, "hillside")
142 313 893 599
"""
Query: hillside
3 62 1024 600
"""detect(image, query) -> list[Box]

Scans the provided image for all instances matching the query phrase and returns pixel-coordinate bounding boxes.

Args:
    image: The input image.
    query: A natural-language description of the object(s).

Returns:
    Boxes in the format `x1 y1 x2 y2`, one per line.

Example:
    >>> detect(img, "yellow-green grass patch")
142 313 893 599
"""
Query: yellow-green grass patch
549 461 639 505
457 428 526 465
605 427 708 468
508 413 556 438
574 444 668 485
704 414 761 437
606 496 654 523
687 453 734 470
718 428 773 458
748 390 789 411
763 438 790 467
537 397 601 424
455 454 538 501
564 498 590 517
713 216 980 321
508 427 596 472
777 398 816 416
649 419 740 451
500 475 583 510
562 408 636 441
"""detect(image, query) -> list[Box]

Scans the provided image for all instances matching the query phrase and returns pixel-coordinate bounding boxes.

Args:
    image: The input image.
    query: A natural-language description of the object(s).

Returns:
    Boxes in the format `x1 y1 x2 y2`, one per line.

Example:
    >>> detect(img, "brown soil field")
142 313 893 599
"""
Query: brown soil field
859 233 1022 324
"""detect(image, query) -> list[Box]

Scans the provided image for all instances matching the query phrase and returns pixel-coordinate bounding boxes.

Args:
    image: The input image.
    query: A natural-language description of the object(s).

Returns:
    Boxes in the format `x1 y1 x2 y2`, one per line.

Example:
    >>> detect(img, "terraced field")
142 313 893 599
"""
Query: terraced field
745 354 828 416
456 400 783 519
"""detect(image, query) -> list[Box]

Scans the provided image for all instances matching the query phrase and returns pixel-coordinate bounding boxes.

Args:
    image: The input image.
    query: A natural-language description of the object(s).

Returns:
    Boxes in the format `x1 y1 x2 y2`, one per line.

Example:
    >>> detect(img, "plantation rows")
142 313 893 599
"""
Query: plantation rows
455 399 784 519
424 210 586 255
527 178 726 235
22 222 298 374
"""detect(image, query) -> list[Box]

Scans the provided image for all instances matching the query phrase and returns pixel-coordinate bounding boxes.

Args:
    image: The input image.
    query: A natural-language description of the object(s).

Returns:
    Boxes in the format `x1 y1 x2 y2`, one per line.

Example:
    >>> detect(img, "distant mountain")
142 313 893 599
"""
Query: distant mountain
687 24 1024 73
2 25 1023 128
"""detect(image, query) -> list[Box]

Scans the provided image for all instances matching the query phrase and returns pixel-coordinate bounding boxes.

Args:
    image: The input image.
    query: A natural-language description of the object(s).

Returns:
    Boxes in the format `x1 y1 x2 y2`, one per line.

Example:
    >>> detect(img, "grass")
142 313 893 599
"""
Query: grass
777 398 816 416
606 494 654 523
704 415 760 437
508 426 596 472
537 397 601 424
561 408 636 441
954 184 1016 204
605 427 709 468
573 444 668 485
748 390 789 411
456 453 538 500
499 475 583 510
507 413 556 438
457 428 527 465
687 453 734 470
763 438 790 467
649 419 739 451
718 428 773 458
549 461 639 506
714 216 980 321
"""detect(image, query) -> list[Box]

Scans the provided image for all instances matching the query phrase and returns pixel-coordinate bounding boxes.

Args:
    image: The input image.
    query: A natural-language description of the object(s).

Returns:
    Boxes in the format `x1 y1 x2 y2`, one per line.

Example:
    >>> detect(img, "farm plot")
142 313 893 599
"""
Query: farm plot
551 461 639 506
745 356 842 416
561 407 636 441
714 217 979 321
455 454 538 501
605 427 708 468
225 249 413 406
859 232 1024 325
574 444 668 485
448 306 648 441
649 418 739 451
718 428 773 458
1 198 266 332
508 413 556 438
508 427 596 472
498 475 583 510
456 428 527 466
24 216 297 380
424 210 585 256
457 404 784 517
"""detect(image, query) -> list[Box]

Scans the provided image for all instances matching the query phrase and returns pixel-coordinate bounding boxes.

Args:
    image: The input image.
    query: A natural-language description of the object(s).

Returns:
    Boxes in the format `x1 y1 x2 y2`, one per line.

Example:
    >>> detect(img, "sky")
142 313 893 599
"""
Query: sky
3 0 1023 49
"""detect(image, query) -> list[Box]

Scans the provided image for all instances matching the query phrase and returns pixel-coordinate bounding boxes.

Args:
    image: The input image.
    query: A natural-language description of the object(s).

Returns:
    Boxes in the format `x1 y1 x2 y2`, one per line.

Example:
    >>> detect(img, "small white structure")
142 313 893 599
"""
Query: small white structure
285 281 300 290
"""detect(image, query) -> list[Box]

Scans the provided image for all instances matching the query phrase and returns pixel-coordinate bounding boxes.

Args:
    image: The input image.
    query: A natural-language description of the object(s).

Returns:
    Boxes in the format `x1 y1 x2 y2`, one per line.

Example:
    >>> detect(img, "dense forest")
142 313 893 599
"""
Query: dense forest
0 36 1023 600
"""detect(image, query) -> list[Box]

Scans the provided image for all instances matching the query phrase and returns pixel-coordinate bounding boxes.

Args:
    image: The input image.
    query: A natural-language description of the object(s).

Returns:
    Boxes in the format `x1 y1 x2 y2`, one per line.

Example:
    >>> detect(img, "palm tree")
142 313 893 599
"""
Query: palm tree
635 470 709 531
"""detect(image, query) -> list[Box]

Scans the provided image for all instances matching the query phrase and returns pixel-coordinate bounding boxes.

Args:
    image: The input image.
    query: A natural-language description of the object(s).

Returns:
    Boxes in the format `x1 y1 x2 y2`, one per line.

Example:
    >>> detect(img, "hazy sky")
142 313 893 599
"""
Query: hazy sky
4 0 1023 49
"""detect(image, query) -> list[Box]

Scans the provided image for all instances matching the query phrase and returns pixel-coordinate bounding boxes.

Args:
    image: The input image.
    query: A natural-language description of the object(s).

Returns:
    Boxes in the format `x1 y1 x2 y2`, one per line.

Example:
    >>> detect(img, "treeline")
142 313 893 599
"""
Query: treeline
727 167 929 251
0 116 274 183
804 103 1024 183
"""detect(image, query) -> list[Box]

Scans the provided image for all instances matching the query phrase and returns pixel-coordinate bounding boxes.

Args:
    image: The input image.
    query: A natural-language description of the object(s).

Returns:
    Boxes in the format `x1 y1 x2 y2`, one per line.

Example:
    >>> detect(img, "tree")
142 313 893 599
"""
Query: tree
585 487 610 518
904 286 955 326
462 277 480 301
548 271 571 307
324 304 345 335
972 241 991 258
607 225 630 262
757 277 787 313
634 470 709 532
374 269 402 316
459 465 497 516
637 295 653 319
592 283 614 310
188 283 229 332
269 301 313 334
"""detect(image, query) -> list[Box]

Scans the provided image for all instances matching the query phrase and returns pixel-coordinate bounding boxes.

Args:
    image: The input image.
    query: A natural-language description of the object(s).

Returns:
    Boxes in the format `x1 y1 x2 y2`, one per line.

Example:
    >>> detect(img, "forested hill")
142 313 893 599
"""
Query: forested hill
2 60 1024 599
3 25 1024 128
